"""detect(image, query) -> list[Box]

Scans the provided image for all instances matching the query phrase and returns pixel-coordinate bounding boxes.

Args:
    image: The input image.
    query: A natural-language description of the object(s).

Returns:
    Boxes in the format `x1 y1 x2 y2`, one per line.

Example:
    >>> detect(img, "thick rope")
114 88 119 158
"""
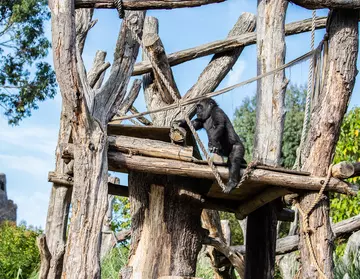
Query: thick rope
293 10 316 171
294 164 333 279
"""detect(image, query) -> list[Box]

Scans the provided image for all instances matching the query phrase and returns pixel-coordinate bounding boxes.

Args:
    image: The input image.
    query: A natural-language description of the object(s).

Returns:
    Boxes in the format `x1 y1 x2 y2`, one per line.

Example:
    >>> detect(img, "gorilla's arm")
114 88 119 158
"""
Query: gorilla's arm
176 119 203 130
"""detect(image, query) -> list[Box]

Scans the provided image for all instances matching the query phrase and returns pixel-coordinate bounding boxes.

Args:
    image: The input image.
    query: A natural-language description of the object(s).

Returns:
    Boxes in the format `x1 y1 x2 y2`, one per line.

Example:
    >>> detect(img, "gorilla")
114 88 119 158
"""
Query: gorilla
176 98 246 193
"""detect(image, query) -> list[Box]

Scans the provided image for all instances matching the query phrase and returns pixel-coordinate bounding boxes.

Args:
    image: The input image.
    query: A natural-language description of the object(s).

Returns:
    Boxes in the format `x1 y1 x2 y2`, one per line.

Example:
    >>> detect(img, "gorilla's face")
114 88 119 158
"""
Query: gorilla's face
196 98 216 121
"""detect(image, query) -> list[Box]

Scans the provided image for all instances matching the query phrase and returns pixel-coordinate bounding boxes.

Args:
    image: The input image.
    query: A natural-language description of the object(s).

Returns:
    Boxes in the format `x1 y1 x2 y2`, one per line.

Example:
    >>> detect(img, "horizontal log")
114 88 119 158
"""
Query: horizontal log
75 0 225 9
276 208 295 222
290 0 360 9
48 171 241 212
235 187 291 220
48 171 128 196
109 135 193 162
61 135 194 162
233 213 360 255
132 16 329 75
107 152 357 197
332 161 355 179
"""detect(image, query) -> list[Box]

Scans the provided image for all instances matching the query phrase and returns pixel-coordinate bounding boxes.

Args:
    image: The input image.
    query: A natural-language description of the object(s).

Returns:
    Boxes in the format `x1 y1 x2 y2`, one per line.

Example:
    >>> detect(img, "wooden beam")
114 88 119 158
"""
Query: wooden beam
48 171 129 196
107 152 357 196
62 135 194 162
290 0 360 9
75 0 225 9
233 213 360 255
108 135 193 161
132 16 329 76
332 161 355 179
143 32 181 103
236 188 291 220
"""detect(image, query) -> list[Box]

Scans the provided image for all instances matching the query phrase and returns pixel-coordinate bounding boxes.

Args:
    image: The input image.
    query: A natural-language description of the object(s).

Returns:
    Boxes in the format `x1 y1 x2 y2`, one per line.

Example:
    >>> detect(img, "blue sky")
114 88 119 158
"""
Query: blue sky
0 0 359 228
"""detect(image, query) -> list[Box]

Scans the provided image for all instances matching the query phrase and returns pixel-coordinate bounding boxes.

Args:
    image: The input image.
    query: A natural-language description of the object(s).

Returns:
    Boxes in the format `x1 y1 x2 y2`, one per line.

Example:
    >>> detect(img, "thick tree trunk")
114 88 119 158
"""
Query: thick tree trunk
127 172 208 278
48 0 145 277
299 9 358 279
245 1 288 279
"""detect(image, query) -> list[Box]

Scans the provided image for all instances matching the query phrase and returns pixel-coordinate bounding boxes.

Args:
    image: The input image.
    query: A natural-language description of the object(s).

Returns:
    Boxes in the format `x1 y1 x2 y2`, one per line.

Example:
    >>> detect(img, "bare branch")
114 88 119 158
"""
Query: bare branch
95 11 146 124
176 12 256 119
129 106 153 126
75 9 97 54
87 51 111 88
203 236 245 278
118 79 142 115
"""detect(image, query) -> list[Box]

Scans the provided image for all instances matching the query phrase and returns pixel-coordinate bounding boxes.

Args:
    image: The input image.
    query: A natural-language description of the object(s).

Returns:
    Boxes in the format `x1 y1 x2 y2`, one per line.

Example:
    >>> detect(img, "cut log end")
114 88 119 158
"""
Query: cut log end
332 161 355 179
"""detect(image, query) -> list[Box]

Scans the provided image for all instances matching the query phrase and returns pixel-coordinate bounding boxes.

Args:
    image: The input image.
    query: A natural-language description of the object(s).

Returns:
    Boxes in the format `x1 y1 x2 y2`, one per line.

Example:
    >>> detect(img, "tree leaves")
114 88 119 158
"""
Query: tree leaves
0 0 56 125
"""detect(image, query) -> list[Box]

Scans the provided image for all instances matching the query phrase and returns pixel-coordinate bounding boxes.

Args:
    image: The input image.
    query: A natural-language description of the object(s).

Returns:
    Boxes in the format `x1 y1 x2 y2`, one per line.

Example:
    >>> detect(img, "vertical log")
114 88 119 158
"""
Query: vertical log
299 10 358 279
128 173 208 277
42 108 72 279
245 1 288 278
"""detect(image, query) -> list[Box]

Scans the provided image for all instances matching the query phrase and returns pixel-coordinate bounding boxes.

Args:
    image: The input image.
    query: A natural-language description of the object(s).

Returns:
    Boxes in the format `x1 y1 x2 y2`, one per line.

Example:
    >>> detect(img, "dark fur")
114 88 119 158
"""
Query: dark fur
177 98 246 193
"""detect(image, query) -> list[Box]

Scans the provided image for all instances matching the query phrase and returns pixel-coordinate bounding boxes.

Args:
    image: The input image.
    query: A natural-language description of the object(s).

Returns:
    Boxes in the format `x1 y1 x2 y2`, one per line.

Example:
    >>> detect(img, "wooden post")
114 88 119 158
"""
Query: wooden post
245 1 288 278
298 10 358 279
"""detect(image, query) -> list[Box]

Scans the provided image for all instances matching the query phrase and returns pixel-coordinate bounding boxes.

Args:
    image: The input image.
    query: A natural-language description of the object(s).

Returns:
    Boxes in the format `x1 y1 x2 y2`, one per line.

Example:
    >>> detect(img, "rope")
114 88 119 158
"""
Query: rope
115 5 228 190
294 164 333 279
293 10 316 171
112 46 321 123
115 3 322 192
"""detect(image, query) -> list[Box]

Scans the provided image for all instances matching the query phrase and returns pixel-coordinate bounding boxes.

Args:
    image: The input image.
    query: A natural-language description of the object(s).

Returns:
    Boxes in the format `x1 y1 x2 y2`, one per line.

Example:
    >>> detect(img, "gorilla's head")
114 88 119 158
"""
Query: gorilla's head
196 98 218 121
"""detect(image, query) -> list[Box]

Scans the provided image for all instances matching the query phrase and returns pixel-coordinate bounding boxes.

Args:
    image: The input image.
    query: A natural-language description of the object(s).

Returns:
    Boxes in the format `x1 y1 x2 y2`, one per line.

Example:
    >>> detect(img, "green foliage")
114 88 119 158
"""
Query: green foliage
196 254 214 279
0 0 56 125
331 107 360 224
111 197 131 232
101 246 129 279
0 221 41 279
233 84 306 168
334 251 360 279
219 212 244 245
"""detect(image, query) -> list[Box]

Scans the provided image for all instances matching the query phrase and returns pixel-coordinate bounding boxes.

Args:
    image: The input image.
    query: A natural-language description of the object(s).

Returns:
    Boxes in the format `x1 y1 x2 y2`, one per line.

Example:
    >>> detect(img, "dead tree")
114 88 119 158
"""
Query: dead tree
298 9 358 279
245 1 288 279
46 1 145 277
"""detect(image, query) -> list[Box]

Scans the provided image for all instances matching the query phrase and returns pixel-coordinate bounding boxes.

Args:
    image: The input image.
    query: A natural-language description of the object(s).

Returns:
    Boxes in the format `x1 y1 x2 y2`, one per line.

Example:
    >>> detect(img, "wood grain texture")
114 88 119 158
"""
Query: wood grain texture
245 1 288 278
299 9 359 279
75 0 226 9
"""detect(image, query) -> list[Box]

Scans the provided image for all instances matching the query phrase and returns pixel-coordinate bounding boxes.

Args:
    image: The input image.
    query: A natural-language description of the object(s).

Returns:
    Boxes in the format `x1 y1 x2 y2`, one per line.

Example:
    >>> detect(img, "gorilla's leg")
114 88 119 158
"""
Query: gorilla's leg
223 144 244 194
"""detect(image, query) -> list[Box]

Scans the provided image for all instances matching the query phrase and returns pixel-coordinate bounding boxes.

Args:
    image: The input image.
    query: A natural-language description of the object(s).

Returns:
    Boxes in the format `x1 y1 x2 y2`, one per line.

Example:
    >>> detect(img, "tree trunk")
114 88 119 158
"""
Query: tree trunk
245 1 288 278
42 108 72 279
299 9 358 279
127 172 209 278
62 122 109 278
48 0 145 277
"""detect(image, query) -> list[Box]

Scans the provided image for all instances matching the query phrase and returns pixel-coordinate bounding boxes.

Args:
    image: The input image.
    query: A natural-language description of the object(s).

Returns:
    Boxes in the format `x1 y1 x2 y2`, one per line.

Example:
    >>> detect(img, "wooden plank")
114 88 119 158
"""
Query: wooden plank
75 0 226 9
107 124 172 142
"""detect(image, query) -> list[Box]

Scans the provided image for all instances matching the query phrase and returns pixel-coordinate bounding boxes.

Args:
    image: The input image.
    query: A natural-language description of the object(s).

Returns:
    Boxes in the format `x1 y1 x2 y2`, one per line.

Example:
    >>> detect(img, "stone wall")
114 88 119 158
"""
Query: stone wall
0 173 17 223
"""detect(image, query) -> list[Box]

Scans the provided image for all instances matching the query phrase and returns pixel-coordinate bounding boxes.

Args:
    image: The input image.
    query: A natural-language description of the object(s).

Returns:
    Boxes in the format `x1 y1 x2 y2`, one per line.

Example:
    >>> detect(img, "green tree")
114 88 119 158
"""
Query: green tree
0 221 41 278
331 107 360 223
233 84 306 168
0 0 56 125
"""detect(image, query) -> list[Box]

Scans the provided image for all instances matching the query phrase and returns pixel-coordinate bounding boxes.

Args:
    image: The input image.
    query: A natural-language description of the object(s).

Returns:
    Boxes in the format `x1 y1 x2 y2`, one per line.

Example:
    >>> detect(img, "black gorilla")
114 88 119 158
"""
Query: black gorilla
176 98 246 193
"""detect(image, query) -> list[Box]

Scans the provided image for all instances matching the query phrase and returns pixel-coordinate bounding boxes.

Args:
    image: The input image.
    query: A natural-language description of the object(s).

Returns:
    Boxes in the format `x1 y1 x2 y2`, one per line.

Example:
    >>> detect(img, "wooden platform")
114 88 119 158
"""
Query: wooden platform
51 124 358 218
